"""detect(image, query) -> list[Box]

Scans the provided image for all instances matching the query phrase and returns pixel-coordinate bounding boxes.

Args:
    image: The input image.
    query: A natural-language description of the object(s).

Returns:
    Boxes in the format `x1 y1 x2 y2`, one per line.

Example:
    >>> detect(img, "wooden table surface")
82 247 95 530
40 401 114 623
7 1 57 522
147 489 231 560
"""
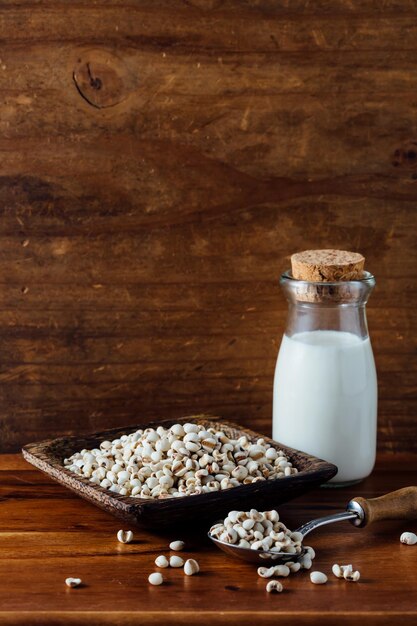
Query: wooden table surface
1 454 416 626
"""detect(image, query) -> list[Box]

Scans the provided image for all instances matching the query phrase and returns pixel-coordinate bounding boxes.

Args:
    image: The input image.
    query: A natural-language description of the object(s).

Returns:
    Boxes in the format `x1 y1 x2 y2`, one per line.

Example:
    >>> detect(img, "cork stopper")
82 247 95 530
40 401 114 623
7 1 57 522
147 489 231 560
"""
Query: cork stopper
291 249 365 282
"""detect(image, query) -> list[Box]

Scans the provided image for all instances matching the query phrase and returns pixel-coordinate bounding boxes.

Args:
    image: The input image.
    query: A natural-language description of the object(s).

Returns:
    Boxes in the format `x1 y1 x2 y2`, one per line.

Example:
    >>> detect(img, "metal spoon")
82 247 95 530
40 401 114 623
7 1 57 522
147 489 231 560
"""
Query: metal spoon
208 486 417 565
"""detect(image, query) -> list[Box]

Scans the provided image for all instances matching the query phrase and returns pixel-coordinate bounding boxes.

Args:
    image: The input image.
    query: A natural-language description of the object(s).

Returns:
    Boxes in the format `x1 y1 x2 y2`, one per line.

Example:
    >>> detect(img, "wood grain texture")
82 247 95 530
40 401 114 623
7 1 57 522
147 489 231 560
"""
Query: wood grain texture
0 1 416 452
21 415 337 528
1 453 417 625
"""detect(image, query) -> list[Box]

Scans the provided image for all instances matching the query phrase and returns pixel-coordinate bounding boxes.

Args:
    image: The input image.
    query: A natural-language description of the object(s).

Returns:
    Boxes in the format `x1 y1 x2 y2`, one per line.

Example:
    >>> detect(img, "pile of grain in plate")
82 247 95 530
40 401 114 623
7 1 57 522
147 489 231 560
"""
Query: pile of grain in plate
63 423 298 499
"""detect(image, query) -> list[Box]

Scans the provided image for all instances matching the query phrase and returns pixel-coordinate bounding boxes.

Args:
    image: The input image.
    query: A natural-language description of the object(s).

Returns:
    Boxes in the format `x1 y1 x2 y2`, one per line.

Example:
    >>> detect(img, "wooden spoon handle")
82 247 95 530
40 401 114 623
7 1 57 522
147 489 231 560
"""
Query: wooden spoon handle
350 487 417 527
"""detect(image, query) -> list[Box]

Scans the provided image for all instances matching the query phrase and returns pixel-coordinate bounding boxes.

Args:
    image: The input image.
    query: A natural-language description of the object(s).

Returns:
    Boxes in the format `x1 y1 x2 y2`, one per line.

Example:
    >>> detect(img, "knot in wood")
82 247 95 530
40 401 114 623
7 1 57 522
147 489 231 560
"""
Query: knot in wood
73 49 134 109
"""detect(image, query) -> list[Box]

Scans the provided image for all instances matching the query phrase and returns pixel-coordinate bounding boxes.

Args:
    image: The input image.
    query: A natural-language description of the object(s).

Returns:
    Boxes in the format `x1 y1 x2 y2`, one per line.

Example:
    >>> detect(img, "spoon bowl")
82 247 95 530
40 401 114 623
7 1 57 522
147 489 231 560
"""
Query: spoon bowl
209 530 306 564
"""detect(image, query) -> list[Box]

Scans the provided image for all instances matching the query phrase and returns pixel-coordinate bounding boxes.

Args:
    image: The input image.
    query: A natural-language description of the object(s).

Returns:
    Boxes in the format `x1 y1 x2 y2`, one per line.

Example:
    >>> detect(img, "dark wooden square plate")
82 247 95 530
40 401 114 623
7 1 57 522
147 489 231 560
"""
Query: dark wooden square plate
22 415 337 529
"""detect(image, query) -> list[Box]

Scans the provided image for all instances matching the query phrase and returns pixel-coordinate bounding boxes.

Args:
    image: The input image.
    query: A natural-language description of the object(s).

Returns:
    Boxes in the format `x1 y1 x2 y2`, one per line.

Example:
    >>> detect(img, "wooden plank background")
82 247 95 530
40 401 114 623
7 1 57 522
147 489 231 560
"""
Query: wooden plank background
0 0 416 453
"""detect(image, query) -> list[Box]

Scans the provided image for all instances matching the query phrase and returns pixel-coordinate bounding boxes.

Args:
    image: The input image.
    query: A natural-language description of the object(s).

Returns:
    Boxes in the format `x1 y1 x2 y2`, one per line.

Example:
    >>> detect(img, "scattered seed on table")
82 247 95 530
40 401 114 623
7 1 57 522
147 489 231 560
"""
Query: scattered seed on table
155 555 169 568
400 532 417 545
184 559 200 576
344 569 360 582
169 555 184 568
169 540 185 551
148 572 164 586
332 564 343 578
65 577 82 588
117 529 133 544
334 564 353 578
332 563 355 579
266 580 283 593
310 571 327 585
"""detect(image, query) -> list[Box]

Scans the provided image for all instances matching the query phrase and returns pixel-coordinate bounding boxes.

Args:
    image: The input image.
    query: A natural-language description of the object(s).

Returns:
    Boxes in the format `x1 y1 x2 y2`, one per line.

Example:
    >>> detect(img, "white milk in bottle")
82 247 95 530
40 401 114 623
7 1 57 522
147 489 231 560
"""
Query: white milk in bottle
272 250 377 485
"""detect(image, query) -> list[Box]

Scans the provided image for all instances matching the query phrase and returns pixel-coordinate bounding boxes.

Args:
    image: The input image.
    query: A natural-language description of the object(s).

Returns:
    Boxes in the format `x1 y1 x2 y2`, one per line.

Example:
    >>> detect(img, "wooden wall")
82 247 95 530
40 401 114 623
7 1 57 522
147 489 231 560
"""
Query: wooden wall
0 0 416 453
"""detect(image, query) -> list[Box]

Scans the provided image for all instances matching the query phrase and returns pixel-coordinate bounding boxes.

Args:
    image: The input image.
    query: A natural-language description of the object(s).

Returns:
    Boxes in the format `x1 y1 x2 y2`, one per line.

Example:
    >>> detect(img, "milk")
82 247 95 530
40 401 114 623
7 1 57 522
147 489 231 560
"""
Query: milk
273 330 377 484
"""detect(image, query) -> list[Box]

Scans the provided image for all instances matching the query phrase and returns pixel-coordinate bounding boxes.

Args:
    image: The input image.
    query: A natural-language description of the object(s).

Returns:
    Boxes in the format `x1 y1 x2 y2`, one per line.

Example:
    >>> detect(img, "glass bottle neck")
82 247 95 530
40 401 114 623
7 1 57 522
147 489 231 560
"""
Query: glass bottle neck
285 302 370 338
280 271 375 340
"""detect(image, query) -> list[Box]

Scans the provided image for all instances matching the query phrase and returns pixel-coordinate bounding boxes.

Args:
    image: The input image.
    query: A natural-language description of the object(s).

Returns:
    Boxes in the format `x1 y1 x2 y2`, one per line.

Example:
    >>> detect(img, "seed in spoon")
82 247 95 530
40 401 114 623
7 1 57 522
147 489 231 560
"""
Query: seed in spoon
209 509 304 556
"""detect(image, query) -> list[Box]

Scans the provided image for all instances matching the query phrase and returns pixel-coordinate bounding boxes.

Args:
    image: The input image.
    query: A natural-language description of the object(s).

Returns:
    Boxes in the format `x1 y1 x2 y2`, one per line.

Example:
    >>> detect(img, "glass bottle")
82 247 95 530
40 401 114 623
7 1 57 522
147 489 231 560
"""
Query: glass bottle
273 271 377 486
